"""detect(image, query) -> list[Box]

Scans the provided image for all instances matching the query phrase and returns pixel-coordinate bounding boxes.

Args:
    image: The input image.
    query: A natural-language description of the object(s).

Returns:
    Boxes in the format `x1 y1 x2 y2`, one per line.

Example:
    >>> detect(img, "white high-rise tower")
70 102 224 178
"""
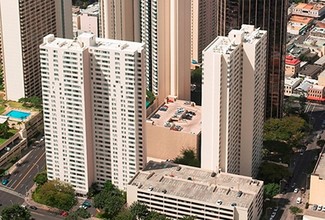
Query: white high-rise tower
201 25 267 177
40 33 146 193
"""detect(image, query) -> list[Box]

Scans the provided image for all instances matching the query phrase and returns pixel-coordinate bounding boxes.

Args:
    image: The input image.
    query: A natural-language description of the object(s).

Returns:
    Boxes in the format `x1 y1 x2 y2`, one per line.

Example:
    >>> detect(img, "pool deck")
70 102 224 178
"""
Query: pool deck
3 108 35 122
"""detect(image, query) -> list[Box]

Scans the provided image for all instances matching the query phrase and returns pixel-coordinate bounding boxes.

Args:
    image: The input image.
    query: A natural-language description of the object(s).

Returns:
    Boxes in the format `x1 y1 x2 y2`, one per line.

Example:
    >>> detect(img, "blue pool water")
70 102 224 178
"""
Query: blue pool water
146 100 150 108
6 110 31 120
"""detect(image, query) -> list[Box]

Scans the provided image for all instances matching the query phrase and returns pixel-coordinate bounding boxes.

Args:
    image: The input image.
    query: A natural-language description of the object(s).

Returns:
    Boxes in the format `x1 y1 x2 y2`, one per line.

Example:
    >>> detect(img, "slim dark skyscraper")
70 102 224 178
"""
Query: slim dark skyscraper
216 0 288 118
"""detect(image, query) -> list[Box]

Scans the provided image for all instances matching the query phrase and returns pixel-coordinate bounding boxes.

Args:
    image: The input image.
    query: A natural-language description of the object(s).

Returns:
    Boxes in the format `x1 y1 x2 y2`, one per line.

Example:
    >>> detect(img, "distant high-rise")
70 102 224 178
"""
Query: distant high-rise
40 33 146 193
140 0 191 102
191 0 218 64
201 25 267 177
99 0 140 41
216 0 288 118
0 0 73 101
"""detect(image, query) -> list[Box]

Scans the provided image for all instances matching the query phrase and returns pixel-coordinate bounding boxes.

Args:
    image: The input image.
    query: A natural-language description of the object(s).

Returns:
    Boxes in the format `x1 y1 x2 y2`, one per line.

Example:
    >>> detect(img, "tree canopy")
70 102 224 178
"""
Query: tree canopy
33 179 76 210
18 96 42 109
33 172 47 186
264 116 309 146
174 149 200 167
257 162 291 184
1 204 31 220
264 183 280 199
289 206 302 216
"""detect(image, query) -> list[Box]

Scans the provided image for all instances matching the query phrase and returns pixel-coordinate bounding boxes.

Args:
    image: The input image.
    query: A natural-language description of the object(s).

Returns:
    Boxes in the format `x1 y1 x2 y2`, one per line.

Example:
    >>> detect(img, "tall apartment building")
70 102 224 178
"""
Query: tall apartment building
40 33 146 193
191 0 218 64
201 25 267 177
0 0 73 101
99 0 140 41
215 0 287 118
140 0 191 102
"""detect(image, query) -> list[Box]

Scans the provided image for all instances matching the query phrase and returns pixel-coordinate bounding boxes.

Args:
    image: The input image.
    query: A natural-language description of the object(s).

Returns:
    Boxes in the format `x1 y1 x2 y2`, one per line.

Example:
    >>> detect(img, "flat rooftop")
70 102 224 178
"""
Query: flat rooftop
285 77 302 87
147 99 201 134
129 161 263 209
80 2 99 15
313 148 325 179
41 33 144 53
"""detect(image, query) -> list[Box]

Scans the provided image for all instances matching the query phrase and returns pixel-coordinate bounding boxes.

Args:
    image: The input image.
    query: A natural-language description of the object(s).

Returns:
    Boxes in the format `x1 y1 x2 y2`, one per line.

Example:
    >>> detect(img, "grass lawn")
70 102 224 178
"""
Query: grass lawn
0 129 17 145
7 101 24 109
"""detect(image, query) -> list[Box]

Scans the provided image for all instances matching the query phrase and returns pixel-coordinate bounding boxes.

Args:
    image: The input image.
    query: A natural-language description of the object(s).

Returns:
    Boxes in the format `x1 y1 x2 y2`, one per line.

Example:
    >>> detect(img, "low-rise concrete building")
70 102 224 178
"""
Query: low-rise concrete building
287 15 314 35
318 70 325 86
284 77 303 96
292 3 325 18
314 56 325 68
308 85 325 102
72 2 99 37
310 148 325 208
146 96 201 161
294 78 318 97
285 55 301 77
127 161 264 220
298 64 323 79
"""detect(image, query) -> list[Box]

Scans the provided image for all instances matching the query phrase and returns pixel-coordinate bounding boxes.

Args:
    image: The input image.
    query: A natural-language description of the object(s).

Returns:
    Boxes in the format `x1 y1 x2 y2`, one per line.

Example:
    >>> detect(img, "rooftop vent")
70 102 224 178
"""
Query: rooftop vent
216 200 222 205
162 189 167 194
176 167 182 171
231 203 237 207
148 186 153 191
237 191 243 198
211 172 216 177
187 177 192 181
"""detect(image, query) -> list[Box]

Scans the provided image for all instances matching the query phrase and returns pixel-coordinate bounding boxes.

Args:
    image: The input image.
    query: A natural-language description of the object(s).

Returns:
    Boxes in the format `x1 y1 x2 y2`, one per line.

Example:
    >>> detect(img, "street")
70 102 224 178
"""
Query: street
277 102 325 220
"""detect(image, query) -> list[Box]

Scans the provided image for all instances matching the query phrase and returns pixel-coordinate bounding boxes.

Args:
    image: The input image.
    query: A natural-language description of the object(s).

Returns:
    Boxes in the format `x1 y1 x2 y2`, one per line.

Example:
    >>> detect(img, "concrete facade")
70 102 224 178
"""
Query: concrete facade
40 33 146 193
201 25 267 177
140 0 191 103
99 0 140 41
127 161 264 220
0 0 72 101
310 148 325 206
146 97 201 161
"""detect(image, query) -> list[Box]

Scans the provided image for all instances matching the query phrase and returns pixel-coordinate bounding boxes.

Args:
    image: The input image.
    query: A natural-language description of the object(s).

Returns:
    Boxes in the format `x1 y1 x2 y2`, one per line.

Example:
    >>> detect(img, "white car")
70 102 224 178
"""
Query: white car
271 212 276 218
297 197 302 204
294 188 299 193
322 206 325 212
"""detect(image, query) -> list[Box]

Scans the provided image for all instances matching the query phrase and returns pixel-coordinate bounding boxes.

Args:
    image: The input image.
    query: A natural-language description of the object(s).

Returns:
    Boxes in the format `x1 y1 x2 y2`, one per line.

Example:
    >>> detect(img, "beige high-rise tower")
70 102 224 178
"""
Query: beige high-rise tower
191 0 218 64
141 0 191 102
0 0 72 101
99 0 140 41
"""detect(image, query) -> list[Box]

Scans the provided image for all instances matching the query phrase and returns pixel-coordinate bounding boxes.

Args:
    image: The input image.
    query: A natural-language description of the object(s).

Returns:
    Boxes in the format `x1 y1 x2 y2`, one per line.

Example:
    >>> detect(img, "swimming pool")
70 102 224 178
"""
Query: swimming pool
6 110 31 120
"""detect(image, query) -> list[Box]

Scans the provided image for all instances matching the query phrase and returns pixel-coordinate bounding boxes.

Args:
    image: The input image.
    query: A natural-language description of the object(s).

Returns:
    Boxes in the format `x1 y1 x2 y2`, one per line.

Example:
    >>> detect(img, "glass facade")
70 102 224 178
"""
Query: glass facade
217 0 287 118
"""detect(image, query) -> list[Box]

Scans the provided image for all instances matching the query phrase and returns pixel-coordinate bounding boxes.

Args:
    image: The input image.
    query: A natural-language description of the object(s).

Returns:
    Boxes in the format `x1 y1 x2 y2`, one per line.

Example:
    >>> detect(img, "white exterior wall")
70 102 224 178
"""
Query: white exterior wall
40 34 94 195
240 27 267 177
80 14 98 37
41 33 146 192
90 39 146 190
201 25 267 178
0 0 24 101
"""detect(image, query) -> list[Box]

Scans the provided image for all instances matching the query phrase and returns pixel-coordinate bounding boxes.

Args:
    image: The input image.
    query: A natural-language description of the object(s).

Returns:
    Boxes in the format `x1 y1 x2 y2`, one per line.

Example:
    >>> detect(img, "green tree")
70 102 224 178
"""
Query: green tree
130 202 149 220
0 121 9 138
18 96 42 109
264 116 308 147
257 162 291 184
317 139 325 148
114 210 135 220
289 206 302 216
191 67 202 85
1 204 31 220
87 182 100 198
34 172 47 185
33 180 76 210
75 208 91 219
145 211 168 220
174 149 200 167
94 181 125 219
264 183 280 199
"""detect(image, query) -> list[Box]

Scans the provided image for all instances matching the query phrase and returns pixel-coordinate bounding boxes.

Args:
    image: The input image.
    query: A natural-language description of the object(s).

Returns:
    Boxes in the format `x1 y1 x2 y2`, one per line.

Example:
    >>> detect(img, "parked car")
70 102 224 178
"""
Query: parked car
61 211 69 217
313 204 318 210
318 205 323 211
1 179 9 185
296 197 302 204
30 206 37 210
294 188 299 193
